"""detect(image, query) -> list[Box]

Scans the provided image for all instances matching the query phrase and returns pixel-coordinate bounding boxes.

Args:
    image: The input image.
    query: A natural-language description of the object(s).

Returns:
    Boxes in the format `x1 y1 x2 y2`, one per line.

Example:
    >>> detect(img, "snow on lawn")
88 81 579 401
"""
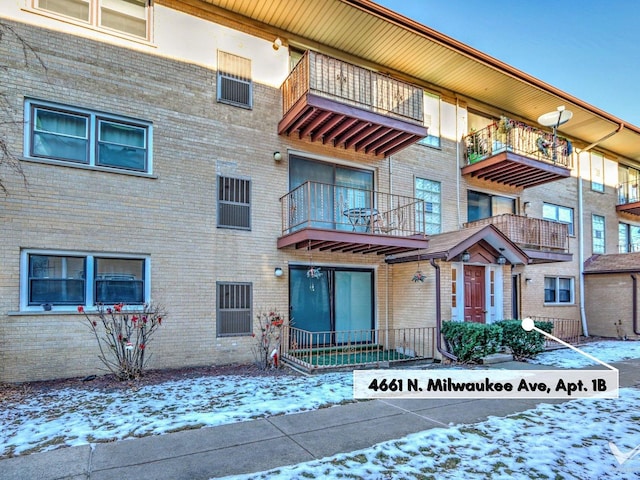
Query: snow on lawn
530 340 640 368
2 339 639 472
216 387 640 480
0 372 352 458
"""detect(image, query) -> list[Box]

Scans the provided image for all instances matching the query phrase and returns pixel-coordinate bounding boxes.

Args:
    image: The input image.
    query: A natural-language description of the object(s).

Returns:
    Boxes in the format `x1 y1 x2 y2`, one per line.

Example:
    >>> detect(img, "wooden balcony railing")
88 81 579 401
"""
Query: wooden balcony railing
464 120 573 169
280 181 427 238
465 214 569 251
281 325 436 371
282 50 424 125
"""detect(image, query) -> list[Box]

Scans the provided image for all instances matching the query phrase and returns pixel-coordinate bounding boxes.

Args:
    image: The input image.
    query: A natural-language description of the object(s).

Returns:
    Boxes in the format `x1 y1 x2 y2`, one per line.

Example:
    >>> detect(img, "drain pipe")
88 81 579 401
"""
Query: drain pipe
632 274 640 335
430 258 457 361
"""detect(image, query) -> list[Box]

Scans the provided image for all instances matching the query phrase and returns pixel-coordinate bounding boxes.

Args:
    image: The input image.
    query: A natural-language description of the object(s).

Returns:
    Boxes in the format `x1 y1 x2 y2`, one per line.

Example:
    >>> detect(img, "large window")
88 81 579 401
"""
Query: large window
467 191 515 223
542 203 574 236
22 250 149 310
592 214 605 254
217 282 252 336
618 165 640 204
415 178 441 234
34 0 150 39
544 277 574 304
26 100 152 173
217 176 251 230
217 51 252 109
418 92 441 148
591 152 605 192
619 223 640 253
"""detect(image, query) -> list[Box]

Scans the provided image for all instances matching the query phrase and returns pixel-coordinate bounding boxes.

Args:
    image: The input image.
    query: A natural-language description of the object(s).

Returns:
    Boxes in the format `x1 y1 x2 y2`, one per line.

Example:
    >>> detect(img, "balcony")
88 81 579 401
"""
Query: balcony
278 181 429 255
461 119 573 188
278 51 428 157
465 214 572 263
616 180 640 215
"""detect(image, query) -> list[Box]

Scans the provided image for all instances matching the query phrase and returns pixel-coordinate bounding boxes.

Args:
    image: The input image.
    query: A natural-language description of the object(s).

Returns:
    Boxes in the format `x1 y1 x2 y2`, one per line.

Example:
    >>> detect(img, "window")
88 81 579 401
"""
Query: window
217 51 252 109
217 282 252 336
592 214 605 254
217 176 251 229
542 203 574 236
418 92 441 148
26 100 152 173
22 250 149 310
415 178 441 234
467 191 515 223
591 152 604 192
34 0 150 39
619 223 640 253
544 277 574 304
618 165 640 204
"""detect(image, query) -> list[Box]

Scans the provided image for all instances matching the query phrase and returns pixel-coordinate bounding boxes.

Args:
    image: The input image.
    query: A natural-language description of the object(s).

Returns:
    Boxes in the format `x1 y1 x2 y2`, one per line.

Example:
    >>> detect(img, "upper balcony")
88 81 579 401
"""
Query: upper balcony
278 51 428 158
461 119 573 189
617 180 640 215
277 181 429 255
465 213 572 263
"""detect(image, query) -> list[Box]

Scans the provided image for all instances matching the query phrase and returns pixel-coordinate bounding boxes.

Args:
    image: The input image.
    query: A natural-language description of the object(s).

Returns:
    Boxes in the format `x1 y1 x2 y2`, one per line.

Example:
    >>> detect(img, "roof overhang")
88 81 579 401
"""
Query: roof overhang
198 0 640 162
385 224 529 264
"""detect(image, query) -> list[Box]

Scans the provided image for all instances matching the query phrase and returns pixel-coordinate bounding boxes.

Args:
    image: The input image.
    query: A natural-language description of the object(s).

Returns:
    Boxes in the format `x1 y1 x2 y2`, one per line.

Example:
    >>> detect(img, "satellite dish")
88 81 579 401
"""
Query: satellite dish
537 106 573 127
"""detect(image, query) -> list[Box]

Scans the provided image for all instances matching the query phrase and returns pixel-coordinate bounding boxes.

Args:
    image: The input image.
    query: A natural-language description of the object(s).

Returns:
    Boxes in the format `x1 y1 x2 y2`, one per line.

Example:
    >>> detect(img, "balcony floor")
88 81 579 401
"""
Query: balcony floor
277 227 428 255
462 151 571 188
278 92 428 158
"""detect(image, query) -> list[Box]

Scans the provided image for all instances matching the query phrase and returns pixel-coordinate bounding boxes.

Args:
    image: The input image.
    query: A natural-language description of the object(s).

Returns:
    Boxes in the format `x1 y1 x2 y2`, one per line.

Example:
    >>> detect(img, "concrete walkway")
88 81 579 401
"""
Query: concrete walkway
2 358 640 480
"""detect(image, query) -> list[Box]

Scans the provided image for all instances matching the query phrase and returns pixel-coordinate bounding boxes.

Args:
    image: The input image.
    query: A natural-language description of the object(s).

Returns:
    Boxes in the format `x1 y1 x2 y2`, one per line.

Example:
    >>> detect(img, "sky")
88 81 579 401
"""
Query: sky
376 1 640 128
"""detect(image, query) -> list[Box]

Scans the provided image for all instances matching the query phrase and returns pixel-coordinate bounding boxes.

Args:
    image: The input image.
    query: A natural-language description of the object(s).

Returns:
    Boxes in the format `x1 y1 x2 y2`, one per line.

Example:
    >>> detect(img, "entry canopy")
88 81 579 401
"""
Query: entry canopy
385 224 529 265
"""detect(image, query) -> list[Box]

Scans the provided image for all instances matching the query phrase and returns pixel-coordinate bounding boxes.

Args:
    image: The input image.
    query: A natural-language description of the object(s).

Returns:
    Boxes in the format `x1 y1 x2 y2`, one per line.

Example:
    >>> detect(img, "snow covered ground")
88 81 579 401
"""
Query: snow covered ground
2 341 640 479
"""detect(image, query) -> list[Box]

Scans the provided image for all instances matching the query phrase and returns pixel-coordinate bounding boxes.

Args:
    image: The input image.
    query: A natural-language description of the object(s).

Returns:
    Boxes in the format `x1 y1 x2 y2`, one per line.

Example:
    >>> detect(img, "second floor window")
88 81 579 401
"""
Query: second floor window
217 176 251 230
34 0 150 39
26 100 152 173
619 223 640 253
542 203 574 236
415 178 441 234
592 214 605 254
467 191 514 223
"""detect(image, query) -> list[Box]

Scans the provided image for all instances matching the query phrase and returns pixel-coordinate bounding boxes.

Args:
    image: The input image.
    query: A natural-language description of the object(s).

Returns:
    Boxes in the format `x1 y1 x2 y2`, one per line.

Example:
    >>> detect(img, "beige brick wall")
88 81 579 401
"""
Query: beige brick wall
585 274 639 339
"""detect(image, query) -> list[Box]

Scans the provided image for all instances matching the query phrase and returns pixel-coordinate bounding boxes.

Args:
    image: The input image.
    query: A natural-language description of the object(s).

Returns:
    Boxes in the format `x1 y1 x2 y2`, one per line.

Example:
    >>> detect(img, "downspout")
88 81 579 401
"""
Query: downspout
632 274 640 335
430 258 457 361
576 122 624 337
456 99 462 228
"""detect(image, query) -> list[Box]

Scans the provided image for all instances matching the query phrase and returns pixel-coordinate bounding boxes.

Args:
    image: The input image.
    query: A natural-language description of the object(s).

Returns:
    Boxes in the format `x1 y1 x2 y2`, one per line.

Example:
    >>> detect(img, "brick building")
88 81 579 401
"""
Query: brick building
1 0 639 382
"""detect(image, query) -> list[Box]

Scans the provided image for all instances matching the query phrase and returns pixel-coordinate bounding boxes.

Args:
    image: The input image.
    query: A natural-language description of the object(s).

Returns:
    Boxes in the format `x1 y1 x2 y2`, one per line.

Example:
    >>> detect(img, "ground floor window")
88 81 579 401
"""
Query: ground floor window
544 276 574 304
21 250 149 311
216 282 252 336
289 265 374 345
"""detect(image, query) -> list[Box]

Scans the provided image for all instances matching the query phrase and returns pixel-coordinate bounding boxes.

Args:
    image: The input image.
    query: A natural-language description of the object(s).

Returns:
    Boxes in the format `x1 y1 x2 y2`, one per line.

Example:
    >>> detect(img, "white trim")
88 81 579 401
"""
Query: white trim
19 249 151 312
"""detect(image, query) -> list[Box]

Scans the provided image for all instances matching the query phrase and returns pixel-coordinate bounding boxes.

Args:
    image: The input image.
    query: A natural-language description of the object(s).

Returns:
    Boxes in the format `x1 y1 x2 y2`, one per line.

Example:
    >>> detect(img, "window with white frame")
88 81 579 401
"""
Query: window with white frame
619 222 640 253
418 92 441 148
542 203 574 236
33 0 151 39
591 152 605 192
217 51 252 109
544 277 574 304
217 176 251 230
592 214 605 254
22 250 150 310
216 282 252 336
26 100 152 173
415 177 441 234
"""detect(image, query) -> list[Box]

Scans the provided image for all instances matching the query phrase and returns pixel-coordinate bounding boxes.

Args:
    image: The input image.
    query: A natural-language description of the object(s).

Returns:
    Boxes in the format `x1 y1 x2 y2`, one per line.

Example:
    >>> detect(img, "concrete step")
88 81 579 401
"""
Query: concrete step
481 353 514 364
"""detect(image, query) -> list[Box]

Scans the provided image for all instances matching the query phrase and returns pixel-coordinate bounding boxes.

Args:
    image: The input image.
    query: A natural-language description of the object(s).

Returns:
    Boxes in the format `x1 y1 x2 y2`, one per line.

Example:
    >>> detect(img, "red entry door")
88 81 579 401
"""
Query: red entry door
464 265 485 323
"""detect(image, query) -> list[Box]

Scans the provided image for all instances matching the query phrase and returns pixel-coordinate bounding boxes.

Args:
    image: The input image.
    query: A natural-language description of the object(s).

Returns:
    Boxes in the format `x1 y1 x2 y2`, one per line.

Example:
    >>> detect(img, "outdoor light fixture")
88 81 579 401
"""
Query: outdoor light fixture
525 278 532 284
272 37 282 50
274 267 284 277
497 255 507 265
461 251 471 262
273 151 282 162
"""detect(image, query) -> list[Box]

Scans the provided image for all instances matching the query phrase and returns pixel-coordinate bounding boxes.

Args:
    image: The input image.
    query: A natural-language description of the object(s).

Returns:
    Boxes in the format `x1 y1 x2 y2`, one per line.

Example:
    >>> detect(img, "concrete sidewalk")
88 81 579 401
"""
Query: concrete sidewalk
2 358 639 480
